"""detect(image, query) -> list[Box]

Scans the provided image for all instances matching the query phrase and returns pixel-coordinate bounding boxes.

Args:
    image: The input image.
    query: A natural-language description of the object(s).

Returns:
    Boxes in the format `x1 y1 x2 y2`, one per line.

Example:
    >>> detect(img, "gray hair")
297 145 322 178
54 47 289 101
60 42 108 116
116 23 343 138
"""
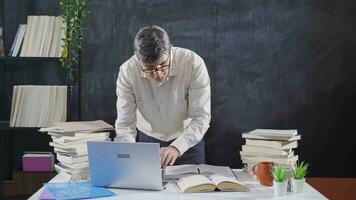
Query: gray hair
134 25 171 64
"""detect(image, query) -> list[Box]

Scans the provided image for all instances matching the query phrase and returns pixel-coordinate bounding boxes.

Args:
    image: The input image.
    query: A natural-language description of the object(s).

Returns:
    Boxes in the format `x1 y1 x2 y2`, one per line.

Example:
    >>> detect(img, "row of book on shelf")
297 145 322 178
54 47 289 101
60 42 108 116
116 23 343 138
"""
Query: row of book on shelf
10 85 67 127
0 15 65 58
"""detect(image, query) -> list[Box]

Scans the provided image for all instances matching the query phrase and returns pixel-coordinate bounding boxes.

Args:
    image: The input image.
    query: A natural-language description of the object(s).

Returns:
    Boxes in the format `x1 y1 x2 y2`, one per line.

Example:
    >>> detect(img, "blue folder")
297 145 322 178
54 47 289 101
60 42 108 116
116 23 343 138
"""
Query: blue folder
42 181 115 200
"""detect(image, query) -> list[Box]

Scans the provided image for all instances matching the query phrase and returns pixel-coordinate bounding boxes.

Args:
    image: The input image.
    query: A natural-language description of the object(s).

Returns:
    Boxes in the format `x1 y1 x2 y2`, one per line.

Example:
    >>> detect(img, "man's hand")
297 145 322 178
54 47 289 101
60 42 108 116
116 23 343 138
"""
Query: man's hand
160 146 180 167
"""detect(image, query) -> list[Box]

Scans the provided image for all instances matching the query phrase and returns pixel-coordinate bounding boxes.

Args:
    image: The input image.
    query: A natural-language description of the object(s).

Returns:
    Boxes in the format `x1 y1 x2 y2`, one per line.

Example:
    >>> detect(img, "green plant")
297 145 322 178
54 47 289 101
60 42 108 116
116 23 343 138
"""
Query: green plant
59 0 90 82
271 164 287 182
292 160 309 180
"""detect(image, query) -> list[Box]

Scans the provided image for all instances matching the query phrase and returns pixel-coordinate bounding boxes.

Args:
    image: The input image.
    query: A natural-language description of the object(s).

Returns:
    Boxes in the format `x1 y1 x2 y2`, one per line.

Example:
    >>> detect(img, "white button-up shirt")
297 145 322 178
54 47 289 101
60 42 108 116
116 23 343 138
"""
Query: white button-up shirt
115 47 211 155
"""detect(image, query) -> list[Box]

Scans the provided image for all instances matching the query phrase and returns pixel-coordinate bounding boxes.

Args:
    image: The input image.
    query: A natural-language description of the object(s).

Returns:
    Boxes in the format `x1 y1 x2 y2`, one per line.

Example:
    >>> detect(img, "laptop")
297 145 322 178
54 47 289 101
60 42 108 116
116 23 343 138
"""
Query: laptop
87 141 163 190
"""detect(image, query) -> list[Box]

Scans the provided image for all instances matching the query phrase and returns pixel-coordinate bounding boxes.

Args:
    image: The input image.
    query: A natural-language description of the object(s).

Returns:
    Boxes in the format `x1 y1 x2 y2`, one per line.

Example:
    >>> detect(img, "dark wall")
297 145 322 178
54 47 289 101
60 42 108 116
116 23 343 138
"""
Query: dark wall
81 0 356 177
0 0 65 181
1 0 355 178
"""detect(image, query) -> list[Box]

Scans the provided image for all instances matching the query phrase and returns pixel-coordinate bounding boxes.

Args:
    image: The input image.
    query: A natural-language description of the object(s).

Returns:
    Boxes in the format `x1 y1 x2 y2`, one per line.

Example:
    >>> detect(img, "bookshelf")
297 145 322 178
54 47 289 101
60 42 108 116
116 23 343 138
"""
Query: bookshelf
0 1 80 195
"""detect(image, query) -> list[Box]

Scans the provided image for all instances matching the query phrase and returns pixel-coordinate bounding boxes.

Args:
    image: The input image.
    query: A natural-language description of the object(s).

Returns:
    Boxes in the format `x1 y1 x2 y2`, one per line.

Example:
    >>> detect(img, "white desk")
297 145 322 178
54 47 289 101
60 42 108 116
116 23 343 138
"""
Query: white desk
28 170 327 200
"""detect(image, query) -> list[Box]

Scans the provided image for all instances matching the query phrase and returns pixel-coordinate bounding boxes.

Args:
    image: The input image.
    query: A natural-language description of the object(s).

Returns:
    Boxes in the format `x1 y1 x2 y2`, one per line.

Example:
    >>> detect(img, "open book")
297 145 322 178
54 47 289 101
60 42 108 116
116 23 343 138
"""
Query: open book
164 164 235 180
176 174 249 193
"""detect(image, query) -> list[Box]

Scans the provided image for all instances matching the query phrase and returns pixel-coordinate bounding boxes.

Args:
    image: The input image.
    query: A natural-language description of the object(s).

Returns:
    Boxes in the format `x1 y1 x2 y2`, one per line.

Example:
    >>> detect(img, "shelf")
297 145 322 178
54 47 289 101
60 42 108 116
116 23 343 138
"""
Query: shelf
0 121 41 131
0 57 60 62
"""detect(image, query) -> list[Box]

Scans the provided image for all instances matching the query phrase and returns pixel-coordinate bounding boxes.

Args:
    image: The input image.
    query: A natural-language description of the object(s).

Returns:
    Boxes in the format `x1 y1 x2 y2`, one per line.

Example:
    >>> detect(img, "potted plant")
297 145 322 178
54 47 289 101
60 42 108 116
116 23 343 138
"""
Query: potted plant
291 160 309 193
271 164 288 196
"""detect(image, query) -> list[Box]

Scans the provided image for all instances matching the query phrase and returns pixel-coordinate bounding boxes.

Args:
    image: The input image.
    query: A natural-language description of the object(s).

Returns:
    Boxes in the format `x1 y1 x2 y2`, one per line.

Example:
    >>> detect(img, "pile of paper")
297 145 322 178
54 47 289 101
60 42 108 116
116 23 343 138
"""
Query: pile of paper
40 120 114 180
240 129 301 176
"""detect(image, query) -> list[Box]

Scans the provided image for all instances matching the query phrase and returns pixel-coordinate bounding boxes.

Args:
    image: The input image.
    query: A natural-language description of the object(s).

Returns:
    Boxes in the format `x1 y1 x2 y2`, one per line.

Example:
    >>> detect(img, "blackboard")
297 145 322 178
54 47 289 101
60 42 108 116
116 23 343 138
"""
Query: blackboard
80 0 356 177
2 0 356 178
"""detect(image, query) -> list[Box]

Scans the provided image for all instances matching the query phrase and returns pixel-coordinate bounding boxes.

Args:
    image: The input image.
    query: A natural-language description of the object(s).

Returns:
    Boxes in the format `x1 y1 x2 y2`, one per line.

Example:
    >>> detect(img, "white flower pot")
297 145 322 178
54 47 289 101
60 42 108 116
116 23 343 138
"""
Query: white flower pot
291 178 305 193
273 180 287 196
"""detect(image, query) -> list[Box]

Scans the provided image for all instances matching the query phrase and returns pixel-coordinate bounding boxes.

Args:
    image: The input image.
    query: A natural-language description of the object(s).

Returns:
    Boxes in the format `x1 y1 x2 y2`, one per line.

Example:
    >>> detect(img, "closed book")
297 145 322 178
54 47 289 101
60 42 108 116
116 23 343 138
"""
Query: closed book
245 139 298 149
242 133 301 141
239 150 295 158
241 145 292 156
241 155 298 165
56 154 88 164
22 153 54 172
247 129 298 140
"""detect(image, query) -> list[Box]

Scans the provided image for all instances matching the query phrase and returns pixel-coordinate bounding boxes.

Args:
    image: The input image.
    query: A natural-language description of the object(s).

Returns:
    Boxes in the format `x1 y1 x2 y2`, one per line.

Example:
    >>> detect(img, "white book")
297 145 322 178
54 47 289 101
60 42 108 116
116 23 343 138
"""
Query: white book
241 145 292 156
9 24 21 56
39 120 114 133
12 25 27 57
56 154 88 164
33 16 46 57
54 163 89 175
25 16 39 56
245 139 298 149
51 132 110 143
49 16 60 57
54 147 87 156
38 16 50 57
43 16 56 57
31 86 41 126
10 86 22 127
242 133 301 141
20 16 33 57
50 141 88 149
239 150 295 158
60 161 89 170
52 136 108 147
249 129 298 137
51 143 88 155
20 86 32 126
241 155 298 166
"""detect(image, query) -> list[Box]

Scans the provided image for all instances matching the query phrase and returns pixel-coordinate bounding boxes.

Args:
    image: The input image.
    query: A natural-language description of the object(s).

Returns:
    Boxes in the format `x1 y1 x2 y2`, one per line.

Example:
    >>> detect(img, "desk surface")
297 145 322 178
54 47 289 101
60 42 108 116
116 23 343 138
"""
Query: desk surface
29 170 327 200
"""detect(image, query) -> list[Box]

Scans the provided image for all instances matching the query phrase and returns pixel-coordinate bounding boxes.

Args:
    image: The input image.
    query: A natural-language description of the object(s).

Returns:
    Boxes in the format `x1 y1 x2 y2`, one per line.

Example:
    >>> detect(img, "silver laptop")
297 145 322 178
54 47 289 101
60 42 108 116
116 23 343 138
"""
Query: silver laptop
87 141 163 190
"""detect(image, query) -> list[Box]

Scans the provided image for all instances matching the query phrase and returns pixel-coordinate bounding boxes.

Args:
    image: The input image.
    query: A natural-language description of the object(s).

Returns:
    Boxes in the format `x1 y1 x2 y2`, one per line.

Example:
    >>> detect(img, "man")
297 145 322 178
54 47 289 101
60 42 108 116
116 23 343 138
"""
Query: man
115 25 211 167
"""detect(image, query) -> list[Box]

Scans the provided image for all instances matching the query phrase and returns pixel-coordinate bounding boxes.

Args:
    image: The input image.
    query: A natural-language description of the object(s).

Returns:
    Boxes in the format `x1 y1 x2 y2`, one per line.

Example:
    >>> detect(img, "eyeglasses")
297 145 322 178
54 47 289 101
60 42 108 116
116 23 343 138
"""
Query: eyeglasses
140 51 171 74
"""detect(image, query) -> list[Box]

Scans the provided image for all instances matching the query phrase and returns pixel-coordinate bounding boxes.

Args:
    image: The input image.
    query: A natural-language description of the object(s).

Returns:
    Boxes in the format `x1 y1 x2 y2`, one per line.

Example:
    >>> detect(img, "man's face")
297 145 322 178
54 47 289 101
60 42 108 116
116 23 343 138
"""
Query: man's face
141 52 170 82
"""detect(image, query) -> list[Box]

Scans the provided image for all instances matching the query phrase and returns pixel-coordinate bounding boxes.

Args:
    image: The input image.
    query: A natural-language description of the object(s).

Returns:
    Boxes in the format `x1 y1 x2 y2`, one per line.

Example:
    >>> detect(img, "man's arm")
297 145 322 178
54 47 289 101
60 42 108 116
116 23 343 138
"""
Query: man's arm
114 66 137 142
170 58 211 156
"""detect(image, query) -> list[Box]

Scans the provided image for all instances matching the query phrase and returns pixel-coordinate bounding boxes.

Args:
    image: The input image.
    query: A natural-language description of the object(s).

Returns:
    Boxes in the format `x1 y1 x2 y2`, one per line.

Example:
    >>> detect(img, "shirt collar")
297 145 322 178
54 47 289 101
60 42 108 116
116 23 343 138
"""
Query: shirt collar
138 47 177 78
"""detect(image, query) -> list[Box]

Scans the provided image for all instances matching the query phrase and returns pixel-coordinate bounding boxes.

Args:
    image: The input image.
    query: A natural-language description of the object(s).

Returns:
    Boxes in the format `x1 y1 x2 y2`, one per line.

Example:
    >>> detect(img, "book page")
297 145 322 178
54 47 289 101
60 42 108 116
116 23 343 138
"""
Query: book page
198 164 235 177
165 164 199 175
208 174 238 185
208 174 249 192
176 174 214 192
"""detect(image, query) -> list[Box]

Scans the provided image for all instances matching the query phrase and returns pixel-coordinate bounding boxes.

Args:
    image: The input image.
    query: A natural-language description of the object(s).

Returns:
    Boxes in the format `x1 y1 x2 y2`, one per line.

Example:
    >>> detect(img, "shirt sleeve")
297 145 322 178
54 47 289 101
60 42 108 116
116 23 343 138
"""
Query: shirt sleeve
170 59 211 155
114 65 137 142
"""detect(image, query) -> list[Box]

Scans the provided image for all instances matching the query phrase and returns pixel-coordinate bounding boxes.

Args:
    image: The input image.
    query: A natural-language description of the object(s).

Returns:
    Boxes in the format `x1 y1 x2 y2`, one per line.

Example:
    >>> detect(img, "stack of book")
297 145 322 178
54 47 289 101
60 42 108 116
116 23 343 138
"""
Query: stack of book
9 16 65 57
10 85 67 127
240 129 301 175
39 120 114 180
